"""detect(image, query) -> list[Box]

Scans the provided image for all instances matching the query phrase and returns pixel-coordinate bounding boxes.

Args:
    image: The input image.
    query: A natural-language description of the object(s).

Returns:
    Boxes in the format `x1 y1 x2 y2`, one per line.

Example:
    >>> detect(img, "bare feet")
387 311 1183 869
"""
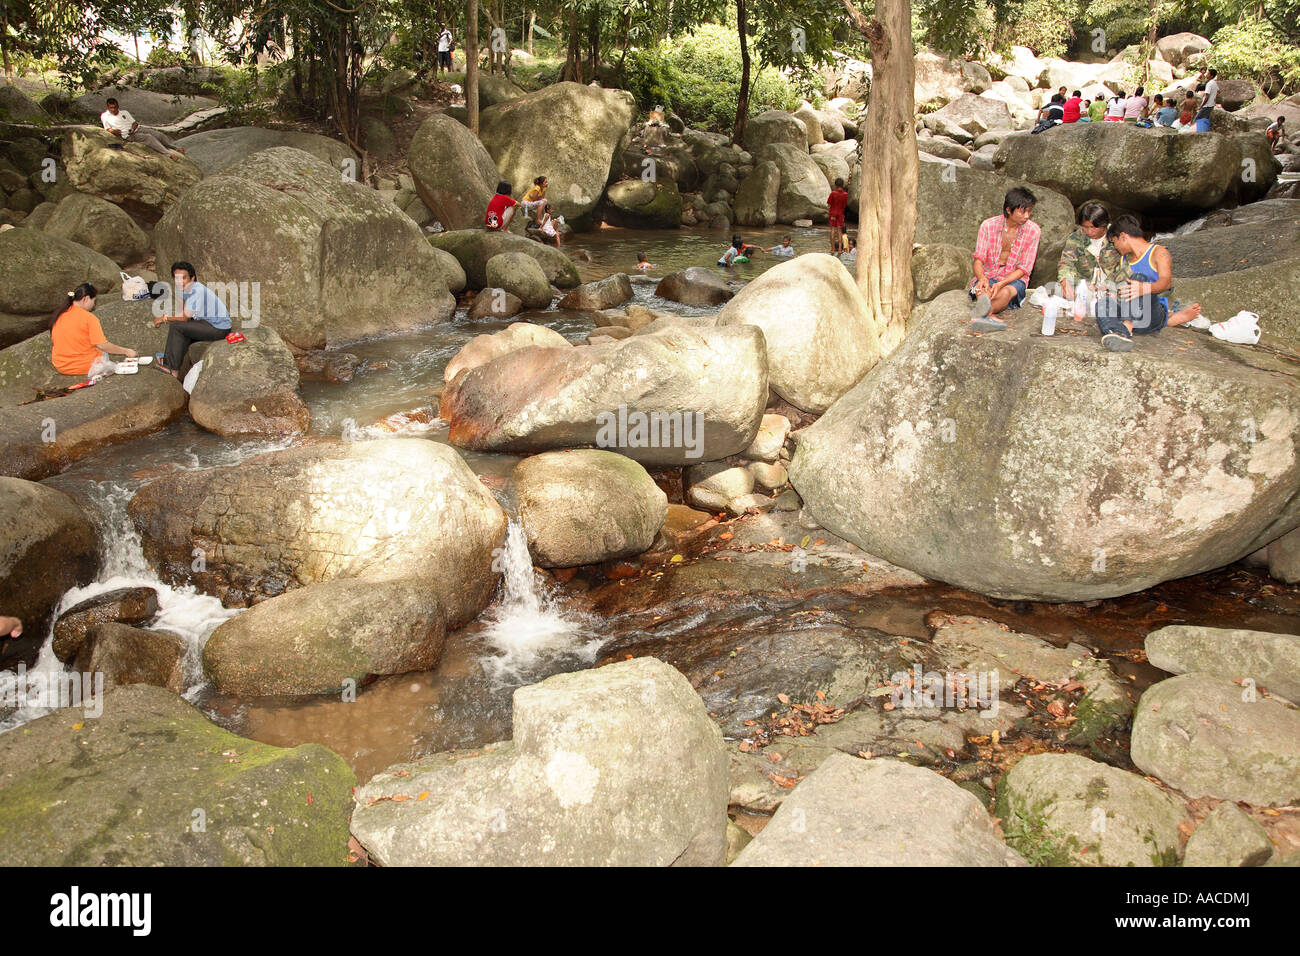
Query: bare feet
176 146 187 155
1168 302 1203 326
0 616 21 638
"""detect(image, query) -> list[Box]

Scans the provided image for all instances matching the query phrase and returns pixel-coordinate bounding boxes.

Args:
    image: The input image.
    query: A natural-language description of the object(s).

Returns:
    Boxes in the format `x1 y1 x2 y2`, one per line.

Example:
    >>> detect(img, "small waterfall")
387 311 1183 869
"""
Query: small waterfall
478 519 602 683
0 479 237 733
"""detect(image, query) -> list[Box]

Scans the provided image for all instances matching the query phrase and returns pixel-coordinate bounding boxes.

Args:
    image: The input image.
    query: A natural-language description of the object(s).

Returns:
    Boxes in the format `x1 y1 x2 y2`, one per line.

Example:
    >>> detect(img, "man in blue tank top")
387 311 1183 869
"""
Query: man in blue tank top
1095 215 1203 352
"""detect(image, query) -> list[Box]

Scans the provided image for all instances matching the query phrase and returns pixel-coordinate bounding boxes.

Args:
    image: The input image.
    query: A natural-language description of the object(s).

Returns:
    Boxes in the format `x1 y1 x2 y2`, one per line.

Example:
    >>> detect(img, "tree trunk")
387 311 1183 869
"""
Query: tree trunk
841 0 916 355
732 0 751 145
528 11 535 54
587 8 599 79
561 5 583 83
467 0 480 135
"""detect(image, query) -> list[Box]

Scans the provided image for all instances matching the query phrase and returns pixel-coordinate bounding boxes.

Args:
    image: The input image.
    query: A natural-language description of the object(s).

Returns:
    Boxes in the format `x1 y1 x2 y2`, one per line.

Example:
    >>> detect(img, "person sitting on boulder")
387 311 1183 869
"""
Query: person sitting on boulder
1124 86 1149 122
485 181 518 231
153 261 232 377
1062 90 1084 124
535 201 563 246
1088 94 1106 123
49 282 137 376
1266 116 1287 153
1032 94 1065 133
827 178 849 253
521 175 549 215
642 104 669 151
100 98 186 159
1152 94 1178 127
969 186 1040 332
1104 90 1127 122
1095 214 1203 352
768 235 795 257
1057 202 1124 305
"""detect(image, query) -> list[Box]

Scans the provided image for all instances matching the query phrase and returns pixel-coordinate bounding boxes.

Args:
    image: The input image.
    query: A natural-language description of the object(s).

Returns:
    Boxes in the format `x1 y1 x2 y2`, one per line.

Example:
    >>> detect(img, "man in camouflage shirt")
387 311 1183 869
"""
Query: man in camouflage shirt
1058 201 1124 299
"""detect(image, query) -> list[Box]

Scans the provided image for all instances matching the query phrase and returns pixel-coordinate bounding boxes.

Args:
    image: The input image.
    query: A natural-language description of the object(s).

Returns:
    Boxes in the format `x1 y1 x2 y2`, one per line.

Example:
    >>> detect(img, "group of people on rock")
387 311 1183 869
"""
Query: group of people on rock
968 187 1203 353
484 176 562 245
1034 69 1227 134
48 263 232 380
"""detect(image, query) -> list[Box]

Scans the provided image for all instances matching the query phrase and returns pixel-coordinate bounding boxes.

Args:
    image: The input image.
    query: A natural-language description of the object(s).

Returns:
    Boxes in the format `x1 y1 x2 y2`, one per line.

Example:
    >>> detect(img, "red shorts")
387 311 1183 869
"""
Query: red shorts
829 216 845 229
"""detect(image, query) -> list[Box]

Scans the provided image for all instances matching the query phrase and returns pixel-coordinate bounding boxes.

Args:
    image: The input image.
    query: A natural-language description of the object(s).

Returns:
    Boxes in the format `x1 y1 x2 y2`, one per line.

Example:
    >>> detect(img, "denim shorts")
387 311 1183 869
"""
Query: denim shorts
969 278 1027 310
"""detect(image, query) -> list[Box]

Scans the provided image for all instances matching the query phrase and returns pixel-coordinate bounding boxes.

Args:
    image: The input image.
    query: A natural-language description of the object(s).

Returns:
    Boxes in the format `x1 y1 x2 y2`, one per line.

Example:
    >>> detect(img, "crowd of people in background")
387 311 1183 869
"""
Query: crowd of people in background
1033 68 1227 134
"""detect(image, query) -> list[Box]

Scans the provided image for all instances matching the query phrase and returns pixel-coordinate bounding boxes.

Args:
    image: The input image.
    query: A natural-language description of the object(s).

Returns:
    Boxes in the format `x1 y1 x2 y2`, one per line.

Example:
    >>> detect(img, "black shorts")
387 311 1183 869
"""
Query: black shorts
438 50 452 68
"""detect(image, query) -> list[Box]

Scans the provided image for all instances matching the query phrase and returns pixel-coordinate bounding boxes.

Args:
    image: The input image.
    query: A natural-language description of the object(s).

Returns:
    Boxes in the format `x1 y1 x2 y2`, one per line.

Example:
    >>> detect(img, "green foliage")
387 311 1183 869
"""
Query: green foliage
1209 20 1300 92
215 65 279 125
622 22 798 132
145 46 190 68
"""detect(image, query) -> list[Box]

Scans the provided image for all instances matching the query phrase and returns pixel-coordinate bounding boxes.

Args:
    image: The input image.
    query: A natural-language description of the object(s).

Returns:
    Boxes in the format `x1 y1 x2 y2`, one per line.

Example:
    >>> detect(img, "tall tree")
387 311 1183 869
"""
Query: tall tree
468 0 480 133
732 0 751 142
840 0 915 354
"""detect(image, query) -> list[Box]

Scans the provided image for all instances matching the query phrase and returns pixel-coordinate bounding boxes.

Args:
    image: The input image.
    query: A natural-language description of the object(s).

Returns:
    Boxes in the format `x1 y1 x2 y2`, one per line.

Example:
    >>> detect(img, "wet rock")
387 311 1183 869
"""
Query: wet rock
557 273 633 312
478 83 636 229
177 126 355 175
1183 802 1275 867
716 253 886 412
155 147 454 350
0 684 355 865
996 753 1187 866
408 113 500 231
203 578 445 696
128 438 506 623
73 622 185 692
789 289 1300 602
1146 625 1300 702
428 228 580 290
467 287 524 321
443 322 569 382
351 657 729 866
1131 673 1300 807
440 324 768 466
654 266 733 307
0 479 99 669
296 350 360 384
41 192 150 265
484 251 553 310
61 127 202 225
733 754 1024 866
602 179 683 229
514 450 666 568
188 326 310 439
52 586 160 663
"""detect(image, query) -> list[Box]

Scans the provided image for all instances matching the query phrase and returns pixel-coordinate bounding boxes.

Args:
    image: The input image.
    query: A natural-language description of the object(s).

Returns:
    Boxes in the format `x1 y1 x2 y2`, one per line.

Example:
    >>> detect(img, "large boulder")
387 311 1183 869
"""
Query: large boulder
73 86 217 126
756 143 830 223
0 478 99 670
444 322 570 382
1217 79 1258 112
73 622 186 692
0 82 47 122
0 684 355 865
514 450 668 567
408 113 500 231
602 178 683 229
788 289 1300 602
991 45 1048 88
0 227 120 316
915 159 1076 287
654 266 733 307
928 93 1014 137
154 147 455 350
187 326 310 438
478 73 526 107
177 126 356 175
51 586 159 664
792 102 825 147
351 657 729 866
439 324 768 466
202 578 445 696
716 254 883 413
912 242 972 300
556 273 633 312
733 161 781 227
1164 217 1299 278
733 754 1023 866
1175 256 1300 355
478 83 636 229
996 753 1186 866
128 438 506 623
0 373 188 482
993 124 1275 214
484 251 554 309
1146 625 1300 702
743 110 808 154
428 228 580 290
1155 33 1211 68
62 127 202 225
1131 673 1300 807
41 191 150 265
914 51 972 112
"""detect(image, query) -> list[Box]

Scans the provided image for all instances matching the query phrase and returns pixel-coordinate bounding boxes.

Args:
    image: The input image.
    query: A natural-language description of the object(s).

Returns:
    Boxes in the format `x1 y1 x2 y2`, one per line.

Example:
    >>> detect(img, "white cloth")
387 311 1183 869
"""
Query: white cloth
437 30 452 52
1087 236 1105 257
100 109 135 135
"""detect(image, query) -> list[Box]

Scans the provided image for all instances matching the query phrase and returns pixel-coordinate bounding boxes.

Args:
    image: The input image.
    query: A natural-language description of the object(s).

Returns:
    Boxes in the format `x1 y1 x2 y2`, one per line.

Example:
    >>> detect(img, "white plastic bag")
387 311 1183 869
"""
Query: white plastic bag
182 358 204 394
120 271 151 301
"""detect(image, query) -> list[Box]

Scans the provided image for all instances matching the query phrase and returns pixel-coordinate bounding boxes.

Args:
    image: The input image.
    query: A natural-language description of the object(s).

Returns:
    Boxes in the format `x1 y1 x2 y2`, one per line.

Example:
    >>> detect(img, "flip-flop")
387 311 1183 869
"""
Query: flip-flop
971 294 992 319
971 317 1007 332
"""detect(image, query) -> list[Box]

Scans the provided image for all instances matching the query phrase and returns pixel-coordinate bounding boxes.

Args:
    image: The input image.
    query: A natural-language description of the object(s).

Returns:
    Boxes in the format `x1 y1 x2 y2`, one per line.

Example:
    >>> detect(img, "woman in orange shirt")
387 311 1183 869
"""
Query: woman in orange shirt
50 283 137 376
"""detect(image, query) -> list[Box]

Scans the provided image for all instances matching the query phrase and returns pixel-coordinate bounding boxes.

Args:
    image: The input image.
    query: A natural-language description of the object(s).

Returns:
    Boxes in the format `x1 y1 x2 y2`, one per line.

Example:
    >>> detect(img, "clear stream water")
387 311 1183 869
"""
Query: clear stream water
3 223 1297 781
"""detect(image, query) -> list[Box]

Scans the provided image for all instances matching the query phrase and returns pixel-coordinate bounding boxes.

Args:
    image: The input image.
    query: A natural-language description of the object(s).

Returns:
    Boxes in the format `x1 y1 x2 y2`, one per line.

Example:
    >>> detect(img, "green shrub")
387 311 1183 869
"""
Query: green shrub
1209 21 1300 94
622 23 799 133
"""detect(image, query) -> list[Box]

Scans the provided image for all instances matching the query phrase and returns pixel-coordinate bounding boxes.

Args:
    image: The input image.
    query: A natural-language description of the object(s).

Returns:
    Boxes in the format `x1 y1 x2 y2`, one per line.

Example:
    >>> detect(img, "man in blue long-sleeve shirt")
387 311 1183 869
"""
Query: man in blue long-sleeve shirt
154 261 231 377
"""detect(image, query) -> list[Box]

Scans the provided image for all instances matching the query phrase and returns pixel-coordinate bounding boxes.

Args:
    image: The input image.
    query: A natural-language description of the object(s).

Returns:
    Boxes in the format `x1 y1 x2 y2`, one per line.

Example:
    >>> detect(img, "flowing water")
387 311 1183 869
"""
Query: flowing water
4 223 1299 782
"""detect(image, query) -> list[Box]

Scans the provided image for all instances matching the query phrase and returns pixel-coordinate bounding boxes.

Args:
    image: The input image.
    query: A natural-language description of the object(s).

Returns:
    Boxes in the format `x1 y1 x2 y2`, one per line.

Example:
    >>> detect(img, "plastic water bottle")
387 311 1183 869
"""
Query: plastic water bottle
1074 280 1089 320
1042 298 1058 336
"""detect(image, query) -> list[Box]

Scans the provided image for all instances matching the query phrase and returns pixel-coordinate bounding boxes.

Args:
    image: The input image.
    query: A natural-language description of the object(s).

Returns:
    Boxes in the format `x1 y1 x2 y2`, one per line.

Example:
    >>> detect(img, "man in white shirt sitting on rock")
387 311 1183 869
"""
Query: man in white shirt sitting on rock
100 98 186 159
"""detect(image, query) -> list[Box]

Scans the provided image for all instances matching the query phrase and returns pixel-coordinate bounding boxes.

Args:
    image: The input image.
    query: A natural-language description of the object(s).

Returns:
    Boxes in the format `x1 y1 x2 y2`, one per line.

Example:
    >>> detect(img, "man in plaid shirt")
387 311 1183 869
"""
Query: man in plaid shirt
969 187 1040 332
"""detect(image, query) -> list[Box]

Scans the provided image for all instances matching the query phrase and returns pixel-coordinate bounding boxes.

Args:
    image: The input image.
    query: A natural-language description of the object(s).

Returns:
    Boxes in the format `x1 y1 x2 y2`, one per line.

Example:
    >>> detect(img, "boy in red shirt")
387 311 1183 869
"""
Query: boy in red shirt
485 180 518 231
827 178 849 253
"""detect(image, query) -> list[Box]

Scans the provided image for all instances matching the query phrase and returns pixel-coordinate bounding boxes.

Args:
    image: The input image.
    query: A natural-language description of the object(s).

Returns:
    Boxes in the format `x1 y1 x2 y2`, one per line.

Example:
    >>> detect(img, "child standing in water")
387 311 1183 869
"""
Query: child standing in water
827 178 849 253
718 235 759 266
636 252 654 271
768 236 795 257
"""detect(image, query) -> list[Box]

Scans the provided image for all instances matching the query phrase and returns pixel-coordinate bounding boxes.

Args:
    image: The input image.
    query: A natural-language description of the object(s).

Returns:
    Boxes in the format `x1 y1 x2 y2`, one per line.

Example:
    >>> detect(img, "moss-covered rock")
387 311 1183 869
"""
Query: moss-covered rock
602 178 683 229
0 684 355 865
408 113 500 231
62 126 202 225
484 251 553 309
0 227 120 316
428 228 580 290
